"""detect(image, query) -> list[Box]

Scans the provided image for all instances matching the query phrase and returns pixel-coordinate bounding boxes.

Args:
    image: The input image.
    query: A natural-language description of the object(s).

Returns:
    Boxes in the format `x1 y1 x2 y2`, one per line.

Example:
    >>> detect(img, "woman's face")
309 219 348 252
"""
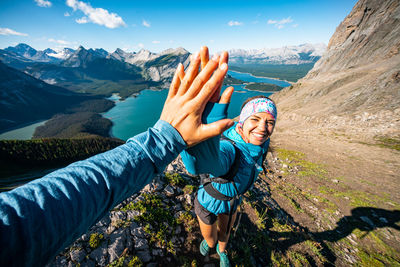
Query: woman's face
238 112 275 145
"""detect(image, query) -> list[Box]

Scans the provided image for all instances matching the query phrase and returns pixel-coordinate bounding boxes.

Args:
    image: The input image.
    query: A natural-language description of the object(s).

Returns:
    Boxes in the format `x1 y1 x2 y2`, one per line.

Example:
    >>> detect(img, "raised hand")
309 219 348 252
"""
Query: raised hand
160 47 234 147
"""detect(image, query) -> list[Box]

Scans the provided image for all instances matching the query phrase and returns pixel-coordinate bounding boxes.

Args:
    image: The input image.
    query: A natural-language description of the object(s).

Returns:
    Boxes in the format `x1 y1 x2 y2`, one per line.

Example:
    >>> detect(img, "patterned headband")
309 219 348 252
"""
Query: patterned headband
239 98 277 126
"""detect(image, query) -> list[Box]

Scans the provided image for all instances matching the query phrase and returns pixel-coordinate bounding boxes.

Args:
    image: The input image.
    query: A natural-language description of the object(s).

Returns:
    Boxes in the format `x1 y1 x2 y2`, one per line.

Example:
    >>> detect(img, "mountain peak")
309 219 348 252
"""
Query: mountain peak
160 47 189 56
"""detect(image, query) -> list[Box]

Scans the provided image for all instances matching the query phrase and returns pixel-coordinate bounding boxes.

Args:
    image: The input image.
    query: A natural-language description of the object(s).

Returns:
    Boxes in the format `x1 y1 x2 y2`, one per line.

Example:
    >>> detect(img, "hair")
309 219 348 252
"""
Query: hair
240 95 276 111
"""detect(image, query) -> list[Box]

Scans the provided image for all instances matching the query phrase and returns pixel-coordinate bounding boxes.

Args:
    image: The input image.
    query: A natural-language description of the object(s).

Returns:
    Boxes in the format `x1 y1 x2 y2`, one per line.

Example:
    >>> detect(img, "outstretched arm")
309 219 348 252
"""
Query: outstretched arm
0 47 233 266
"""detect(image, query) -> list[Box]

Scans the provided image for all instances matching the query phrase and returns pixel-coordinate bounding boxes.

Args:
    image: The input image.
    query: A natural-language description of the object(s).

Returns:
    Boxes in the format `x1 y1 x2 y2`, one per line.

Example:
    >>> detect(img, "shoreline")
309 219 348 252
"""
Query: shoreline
228 69 294 86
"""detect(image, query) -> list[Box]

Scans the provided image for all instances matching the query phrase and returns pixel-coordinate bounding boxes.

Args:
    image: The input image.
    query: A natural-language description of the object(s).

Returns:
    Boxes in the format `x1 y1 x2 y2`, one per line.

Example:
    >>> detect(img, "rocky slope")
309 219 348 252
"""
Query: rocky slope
271 0 400 141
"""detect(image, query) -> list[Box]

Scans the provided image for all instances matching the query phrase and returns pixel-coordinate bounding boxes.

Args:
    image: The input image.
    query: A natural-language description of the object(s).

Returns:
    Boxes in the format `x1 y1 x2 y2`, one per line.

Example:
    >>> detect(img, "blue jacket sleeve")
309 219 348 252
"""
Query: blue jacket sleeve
180 102 235 177
0 120 186 267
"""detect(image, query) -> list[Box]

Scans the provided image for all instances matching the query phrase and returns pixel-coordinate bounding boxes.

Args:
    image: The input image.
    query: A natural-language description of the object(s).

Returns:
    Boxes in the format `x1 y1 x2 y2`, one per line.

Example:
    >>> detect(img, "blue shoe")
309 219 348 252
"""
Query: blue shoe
200 239 210 256
216 243 230 267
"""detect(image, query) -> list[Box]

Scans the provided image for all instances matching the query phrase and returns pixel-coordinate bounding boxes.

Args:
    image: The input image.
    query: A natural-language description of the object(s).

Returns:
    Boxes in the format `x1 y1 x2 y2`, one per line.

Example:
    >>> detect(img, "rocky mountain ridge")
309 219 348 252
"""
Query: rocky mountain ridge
229 43 326 65
271 0 400 141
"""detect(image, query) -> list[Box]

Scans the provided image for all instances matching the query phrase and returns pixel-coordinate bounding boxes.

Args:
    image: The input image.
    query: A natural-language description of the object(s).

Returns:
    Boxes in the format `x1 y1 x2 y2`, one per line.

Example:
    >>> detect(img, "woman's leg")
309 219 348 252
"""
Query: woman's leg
217 210 238 252
197 215 218 248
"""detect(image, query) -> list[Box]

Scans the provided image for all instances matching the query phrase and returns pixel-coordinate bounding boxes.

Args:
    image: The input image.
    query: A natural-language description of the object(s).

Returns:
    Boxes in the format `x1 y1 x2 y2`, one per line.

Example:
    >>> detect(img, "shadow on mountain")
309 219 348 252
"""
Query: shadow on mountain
230 182 400 266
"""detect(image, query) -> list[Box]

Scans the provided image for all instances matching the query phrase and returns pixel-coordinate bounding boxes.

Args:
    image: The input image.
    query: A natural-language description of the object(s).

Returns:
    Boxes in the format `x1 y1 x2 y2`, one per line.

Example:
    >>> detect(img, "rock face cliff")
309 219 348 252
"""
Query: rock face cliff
272 0 400 140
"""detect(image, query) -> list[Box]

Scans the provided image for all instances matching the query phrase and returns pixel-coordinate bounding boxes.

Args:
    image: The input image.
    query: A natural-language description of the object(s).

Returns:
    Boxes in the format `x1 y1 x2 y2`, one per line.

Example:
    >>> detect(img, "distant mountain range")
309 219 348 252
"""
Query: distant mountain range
228 43 326 65
0 42 325 133
0 43 193 98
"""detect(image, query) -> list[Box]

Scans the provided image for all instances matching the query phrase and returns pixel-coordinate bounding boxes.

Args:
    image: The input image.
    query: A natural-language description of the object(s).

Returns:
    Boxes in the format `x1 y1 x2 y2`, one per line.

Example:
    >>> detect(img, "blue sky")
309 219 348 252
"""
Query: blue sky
0 0 358 53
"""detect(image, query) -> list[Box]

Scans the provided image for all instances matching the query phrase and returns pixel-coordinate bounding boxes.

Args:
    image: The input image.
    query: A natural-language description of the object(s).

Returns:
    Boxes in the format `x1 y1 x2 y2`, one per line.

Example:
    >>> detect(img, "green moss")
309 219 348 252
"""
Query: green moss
128 256 143 267
271 251 290 266
254 207 268 230
183 184 196 195
305 240 327 263
108 256 126 267
288 251 310 266
112 219 132 228
177 211 196 232
89 233 104 249
357 250 385 267
121 193 177 249
164 172 186 186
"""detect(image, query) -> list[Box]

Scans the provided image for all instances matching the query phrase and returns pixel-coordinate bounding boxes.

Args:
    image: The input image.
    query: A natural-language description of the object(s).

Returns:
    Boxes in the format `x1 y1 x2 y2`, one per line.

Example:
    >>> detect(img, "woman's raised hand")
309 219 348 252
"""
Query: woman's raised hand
160 47 234 147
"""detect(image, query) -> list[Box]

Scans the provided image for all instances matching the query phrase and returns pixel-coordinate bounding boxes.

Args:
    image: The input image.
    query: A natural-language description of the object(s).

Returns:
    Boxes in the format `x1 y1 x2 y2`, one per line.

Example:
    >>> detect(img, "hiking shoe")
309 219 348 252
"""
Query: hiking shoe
216 243 230 267
199 239 210 256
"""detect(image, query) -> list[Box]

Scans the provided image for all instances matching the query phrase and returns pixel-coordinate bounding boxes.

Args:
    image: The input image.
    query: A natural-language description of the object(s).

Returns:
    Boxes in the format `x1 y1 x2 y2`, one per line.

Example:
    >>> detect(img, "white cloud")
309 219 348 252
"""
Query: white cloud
64 12 71 17
228 20 243 26
292 24 299 28
267 16 294 29
138 43 144 48
152 40 160 44
76 17 88 24
0 27 28 36
66 0 126 28
279 17 293 24
142 20 151 28
35 0 52 8
48 38 69 45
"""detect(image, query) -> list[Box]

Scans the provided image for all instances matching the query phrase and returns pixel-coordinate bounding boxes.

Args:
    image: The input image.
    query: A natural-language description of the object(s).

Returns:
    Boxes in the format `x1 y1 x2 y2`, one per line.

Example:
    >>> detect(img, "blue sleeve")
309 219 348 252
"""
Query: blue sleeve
180 102 235 177
0 120 186 267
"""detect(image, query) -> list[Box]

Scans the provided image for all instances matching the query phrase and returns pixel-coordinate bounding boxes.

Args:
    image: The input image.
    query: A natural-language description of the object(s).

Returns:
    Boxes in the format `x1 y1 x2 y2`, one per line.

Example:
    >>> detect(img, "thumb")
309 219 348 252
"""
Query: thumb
219 86 234 104
195 119 234 144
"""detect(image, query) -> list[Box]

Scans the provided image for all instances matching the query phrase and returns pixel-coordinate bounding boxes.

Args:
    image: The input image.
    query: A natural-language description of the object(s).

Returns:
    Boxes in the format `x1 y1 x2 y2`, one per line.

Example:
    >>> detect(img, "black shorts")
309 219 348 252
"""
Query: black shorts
194 196 218 225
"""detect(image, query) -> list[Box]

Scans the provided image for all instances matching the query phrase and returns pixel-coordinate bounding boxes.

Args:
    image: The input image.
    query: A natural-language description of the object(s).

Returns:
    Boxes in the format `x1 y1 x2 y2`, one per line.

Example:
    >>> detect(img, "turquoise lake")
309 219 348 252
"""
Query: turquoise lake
0 71 290 141
103 71 291 140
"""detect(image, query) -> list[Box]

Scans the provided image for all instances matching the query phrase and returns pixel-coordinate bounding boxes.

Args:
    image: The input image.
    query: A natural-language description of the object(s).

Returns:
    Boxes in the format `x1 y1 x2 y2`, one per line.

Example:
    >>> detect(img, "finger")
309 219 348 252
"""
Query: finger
196 62 228 104
190 119 234 147
219 51 229 67
219 86 234 104
186 54 220 98
209 78 223 103
200 46 209 70
177 52 200 95
168 63 183 98
178 63 185 81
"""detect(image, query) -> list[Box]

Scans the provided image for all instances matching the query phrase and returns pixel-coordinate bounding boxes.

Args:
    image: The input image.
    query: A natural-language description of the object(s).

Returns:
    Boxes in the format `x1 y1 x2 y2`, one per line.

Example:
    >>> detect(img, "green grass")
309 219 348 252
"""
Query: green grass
375 136 400 151
276 148 328 179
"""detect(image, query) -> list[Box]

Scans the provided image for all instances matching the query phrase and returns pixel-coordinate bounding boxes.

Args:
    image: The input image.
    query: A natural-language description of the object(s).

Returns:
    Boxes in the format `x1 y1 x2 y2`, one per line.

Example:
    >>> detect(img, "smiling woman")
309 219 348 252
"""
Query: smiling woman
180 47 278 266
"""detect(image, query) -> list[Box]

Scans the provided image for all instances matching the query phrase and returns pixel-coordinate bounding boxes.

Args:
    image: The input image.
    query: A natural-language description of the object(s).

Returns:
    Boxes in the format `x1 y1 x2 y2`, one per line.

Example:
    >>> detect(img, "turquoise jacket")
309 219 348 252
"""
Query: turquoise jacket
0 120 186 266
181 103 269 215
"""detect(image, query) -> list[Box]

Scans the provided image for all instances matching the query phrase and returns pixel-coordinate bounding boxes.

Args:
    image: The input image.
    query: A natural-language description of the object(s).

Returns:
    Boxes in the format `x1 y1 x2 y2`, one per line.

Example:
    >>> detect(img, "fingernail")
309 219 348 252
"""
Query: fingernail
220 63 227 70
193 52 199 60
212 54 219 61
178 62 183 68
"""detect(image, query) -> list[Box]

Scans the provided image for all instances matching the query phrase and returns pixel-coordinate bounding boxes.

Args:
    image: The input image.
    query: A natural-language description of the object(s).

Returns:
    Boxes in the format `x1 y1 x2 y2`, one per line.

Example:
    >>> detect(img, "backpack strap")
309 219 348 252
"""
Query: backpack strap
201 136 242 234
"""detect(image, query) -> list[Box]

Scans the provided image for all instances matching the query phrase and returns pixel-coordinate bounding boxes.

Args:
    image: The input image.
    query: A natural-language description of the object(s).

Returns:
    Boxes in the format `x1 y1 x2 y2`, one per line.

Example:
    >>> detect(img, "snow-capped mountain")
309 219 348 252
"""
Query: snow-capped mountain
229 43 327 65
47 48 76 60
4 43 62 63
